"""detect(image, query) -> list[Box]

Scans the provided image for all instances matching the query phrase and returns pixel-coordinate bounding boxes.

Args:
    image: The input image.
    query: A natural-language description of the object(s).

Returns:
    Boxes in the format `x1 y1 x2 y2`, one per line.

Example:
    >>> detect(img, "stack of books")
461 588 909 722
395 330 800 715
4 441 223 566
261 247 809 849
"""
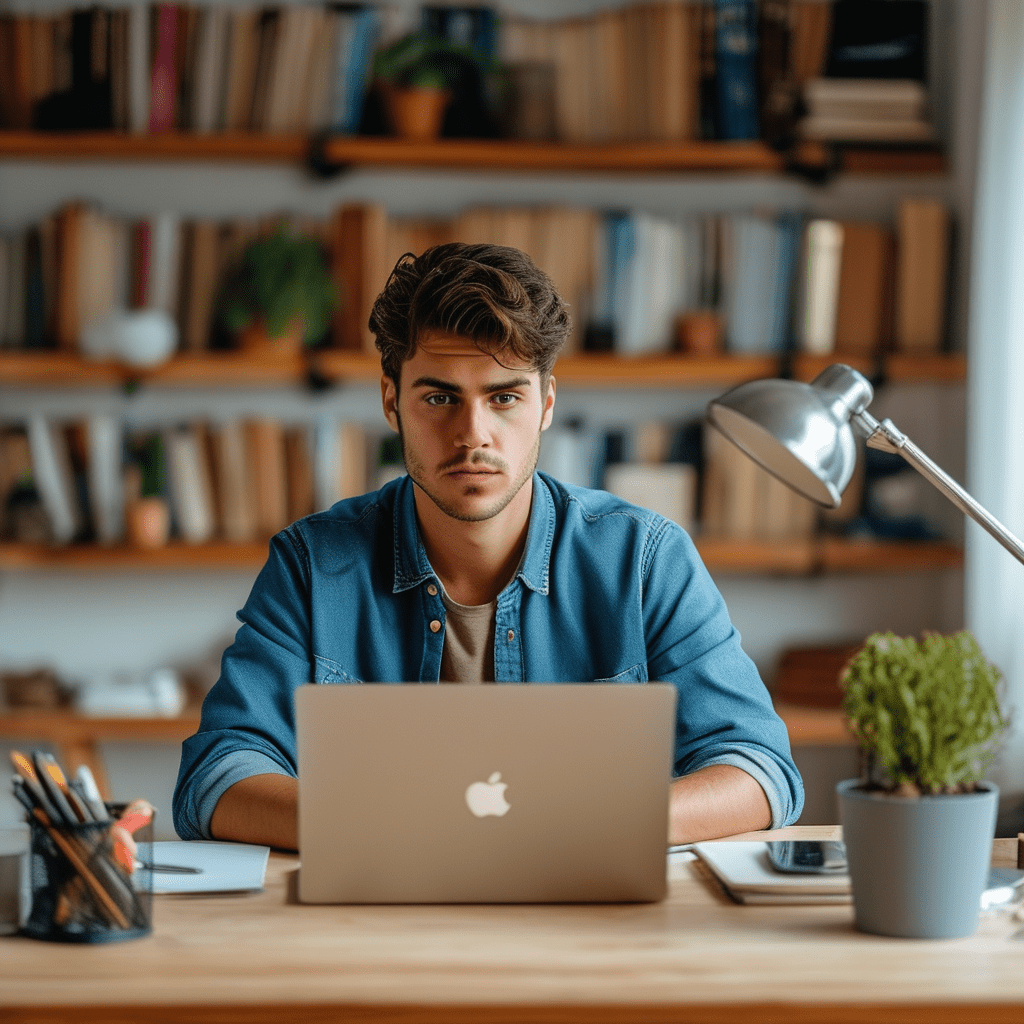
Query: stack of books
691 841 852 905
796 77 934 143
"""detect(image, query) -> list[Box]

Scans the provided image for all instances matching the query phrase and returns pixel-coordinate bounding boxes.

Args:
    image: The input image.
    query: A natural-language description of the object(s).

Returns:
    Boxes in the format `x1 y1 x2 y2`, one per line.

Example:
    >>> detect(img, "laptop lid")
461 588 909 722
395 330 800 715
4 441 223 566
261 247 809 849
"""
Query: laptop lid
296 683 677 904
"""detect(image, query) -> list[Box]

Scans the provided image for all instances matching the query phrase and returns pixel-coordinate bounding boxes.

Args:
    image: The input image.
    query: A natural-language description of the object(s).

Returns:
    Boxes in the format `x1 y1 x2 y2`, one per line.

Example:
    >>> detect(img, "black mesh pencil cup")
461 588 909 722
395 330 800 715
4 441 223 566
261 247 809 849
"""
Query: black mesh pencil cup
22 807 153 943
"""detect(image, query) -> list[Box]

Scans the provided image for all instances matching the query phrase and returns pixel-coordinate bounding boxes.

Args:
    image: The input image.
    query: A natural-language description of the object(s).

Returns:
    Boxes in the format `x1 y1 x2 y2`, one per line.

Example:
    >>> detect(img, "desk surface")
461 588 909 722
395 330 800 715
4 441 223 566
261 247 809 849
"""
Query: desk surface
2 826 1023 1024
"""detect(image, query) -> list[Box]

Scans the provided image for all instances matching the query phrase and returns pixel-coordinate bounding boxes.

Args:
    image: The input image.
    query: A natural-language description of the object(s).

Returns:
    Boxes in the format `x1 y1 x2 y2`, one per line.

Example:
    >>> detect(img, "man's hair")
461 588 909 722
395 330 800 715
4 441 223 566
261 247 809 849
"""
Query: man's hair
368 242 571 389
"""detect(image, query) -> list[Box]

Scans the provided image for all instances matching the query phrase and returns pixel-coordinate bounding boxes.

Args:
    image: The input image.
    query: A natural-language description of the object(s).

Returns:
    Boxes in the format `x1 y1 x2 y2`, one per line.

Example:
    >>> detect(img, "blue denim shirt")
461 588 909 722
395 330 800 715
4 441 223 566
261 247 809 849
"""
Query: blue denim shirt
172 472 803 839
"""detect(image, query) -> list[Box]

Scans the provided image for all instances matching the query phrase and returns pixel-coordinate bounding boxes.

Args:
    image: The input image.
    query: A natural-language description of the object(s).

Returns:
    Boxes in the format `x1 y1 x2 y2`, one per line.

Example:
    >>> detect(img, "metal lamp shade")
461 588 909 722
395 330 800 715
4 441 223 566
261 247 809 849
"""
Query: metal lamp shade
706 371 869 509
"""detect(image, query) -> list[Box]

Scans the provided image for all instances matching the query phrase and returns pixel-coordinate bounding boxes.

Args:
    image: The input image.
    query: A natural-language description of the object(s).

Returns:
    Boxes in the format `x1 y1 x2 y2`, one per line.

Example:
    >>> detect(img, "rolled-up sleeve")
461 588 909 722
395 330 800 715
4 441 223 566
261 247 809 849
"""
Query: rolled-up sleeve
643 522 804 828
172 529 311 840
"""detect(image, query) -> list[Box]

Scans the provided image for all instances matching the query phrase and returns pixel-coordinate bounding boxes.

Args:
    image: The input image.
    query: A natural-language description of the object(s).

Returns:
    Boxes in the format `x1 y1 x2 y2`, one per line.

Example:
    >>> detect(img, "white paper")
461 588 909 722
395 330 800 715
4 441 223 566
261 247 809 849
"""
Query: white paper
144 841 270 894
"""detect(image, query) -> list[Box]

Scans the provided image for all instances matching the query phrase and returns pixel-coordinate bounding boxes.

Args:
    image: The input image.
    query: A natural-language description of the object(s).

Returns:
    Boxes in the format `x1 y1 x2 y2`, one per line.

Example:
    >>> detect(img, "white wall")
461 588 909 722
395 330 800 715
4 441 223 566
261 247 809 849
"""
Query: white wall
965 0 1024 836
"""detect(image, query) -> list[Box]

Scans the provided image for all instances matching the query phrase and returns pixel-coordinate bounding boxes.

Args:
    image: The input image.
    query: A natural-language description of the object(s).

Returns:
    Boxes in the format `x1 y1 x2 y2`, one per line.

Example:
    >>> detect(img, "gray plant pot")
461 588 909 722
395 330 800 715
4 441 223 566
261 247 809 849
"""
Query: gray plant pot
837 778 999 939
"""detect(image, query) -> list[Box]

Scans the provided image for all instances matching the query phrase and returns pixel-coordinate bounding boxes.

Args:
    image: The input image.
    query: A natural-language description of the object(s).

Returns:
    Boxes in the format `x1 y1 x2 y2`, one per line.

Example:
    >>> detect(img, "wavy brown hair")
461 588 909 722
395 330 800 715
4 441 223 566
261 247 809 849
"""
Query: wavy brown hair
368 242 571 392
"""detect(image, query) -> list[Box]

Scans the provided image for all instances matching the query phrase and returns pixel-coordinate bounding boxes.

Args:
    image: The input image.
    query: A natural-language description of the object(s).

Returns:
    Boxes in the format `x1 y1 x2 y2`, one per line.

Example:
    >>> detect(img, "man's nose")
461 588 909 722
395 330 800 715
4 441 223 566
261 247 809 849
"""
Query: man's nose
455 402 490 448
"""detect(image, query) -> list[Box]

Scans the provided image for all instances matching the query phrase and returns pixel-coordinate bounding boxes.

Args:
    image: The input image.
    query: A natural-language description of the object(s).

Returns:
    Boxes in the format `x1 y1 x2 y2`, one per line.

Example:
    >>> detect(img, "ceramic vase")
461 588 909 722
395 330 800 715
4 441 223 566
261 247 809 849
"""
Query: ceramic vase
837 778 998 938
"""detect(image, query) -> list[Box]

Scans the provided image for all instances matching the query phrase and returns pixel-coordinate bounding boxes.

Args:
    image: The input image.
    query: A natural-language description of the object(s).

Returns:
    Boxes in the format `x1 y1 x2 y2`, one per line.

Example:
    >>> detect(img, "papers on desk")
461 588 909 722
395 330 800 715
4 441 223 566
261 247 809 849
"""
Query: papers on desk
692 842 851 905
146 841 270 894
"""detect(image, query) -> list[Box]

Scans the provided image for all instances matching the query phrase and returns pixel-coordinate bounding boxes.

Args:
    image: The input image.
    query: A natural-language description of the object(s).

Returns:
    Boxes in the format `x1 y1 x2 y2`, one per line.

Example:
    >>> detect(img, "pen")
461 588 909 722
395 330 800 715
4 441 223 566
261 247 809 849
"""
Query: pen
137 862 204 874
73 764 109 820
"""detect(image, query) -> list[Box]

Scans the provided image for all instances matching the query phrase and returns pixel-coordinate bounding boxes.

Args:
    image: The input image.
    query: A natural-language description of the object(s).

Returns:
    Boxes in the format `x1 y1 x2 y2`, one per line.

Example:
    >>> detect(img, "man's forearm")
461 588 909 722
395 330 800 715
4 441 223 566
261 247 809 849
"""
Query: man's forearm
209 773 299 851
669 764 772 844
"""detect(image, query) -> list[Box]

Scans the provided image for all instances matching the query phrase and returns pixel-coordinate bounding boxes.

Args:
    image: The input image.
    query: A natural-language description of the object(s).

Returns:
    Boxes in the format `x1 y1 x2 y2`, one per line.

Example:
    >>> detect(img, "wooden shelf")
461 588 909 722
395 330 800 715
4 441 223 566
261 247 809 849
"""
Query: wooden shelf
0 537 963 574
0 707 201 797
696 536 963 575
0 131 945 176
0 350 967 389
0 540 270 570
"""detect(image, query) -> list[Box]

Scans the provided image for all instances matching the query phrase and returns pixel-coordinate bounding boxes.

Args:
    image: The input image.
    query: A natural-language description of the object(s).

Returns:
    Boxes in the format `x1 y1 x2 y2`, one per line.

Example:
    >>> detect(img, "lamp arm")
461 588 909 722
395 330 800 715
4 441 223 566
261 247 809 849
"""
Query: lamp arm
852 410 1024 567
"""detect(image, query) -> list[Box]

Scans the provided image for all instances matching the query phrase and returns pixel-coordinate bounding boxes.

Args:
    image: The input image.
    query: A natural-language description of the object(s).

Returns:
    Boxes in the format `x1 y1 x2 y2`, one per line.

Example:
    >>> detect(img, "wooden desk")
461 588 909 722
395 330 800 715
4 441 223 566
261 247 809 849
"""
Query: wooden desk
1 826 1022 1024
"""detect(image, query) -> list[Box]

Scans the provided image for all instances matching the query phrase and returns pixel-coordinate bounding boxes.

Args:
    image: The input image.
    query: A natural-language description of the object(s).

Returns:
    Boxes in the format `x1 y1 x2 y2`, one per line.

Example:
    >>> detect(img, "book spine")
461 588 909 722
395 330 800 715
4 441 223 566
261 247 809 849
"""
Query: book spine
149 4 178 134
713 0 760 141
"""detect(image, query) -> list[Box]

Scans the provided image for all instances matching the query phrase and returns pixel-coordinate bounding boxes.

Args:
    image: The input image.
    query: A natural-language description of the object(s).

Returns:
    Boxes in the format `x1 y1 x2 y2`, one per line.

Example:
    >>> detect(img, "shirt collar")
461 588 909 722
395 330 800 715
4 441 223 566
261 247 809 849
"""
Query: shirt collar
391 473 553 596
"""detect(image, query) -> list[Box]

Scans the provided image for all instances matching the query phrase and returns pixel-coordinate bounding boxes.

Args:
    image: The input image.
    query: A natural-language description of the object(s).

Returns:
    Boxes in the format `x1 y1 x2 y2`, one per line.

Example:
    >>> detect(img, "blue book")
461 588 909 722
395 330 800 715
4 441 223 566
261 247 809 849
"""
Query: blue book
713 0 760 141
327 5 380 135
768 213 803 353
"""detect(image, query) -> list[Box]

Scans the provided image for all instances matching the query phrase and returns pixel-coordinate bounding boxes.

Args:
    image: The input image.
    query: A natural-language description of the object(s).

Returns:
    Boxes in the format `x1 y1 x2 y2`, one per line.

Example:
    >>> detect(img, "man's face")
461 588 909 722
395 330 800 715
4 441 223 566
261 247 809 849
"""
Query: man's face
381 330 555 524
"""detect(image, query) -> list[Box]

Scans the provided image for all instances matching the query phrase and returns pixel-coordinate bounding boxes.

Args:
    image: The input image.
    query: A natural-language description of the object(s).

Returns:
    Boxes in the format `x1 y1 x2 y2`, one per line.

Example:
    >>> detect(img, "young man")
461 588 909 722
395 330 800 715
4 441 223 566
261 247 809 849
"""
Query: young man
173 242 803 850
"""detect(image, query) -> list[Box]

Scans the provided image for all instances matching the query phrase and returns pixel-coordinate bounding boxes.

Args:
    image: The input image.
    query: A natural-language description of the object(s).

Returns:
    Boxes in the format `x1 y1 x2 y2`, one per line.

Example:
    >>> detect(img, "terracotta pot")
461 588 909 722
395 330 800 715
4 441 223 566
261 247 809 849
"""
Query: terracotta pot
675 311 723 355
386 86 451 141
126 497 171 549
236 318 305 356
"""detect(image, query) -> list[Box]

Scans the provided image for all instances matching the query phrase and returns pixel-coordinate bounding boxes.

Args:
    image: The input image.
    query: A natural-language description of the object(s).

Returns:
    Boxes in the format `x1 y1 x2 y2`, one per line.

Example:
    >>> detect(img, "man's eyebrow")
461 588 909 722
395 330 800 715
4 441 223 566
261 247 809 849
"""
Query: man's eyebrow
410 375 534 394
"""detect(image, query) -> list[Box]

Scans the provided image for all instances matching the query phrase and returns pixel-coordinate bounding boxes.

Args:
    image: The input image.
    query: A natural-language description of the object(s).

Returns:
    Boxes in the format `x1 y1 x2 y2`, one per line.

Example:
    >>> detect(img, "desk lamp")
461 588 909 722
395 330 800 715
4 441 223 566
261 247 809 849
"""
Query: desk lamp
706 363 1024 566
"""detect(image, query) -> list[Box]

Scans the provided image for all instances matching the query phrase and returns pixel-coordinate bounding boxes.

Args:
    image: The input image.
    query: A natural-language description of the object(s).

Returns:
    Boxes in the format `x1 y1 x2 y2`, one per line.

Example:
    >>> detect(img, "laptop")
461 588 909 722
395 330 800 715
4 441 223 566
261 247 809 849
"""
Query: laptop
296 682 677 904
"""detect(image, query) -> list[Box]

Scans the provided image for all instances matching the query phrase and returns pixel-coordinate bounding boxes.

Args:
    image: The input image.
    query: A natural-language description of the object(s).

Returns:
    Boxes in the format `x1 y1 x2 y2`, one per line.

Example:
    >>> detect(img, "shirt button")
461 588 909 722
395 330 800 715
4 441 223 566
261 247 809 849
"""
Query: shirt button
430 620 442 633
427 584 438 596
507 629 515 642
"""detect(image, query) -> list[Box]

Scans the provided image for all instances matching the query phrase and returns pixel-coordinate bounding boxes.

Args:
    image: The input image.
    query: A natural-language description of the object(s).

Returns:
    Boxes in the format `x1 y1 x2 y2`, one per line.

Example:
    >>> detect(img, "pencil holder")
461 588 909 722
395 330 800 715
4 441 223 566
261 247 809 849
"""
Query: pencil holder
22 805 153 943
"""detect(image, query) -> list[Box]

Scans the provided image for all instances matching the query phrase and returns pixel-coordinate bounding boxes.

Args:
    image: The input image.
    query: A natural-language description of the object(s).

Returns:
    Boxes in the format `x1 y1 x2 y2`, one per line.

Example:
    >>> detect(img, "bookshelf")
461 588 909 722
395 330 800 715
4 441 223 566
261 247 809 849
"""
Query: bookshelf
0 2 974 819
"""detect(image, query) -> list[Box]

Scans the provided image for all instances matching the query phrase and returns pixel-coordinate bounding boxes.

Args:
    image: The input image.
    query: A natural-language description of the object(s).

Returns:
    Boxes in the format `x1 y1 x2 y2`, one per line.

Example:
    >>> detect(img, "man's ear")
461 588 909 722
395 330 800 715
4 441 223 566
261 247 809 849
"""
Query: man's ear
541 375 556 431
381 376 400 433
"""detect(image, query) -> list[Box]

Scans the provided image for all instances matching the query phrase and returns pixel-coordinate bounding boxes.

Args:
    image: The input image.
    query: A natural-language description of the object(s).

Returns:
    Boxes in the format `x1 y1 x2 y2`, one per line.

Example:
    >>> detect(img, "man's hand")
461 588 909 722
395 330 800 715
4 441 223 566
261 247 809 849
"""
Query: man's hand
669 764 772 845
210 774 299 851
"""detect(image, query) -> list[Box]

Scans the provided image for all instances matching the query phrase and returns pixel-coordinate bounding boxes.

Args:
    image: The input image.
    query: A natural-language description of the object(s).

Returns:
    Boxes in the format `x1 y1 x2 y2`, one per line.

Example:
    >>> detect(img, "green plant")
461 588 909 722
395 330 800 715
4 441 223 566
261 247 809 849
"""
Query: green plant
220 230 339 345
372 30 479 90
841 630 1008 795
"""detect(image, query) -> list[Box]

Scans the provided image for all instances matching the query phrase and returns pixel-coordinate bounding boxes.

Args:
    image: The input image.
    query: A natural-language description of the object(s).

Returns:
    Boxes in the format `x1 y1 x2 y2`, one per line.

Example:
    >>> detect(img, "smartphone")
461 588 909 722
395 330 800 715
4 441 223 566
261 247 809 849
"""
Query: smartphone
765 840 848 874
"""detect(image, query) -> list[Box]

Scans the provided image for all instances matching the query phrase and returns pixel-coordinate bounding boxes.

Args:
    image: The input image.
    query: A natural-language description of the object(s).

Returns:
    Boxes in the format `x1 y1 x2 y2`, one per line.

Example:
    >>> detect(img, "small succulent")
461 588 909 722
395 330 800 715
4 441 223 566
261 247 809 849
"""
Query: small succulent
372 31 479 91
841 630 1008 795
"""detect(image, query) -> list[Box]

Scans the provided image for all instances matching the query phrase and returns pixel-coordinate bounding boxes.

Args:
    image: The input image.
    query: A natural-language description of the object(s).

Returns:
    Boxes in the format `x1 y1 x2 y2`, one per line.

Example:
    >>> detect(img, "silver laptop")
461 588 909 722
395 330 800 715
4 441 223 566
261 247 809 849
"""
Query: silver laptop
296 683 677 904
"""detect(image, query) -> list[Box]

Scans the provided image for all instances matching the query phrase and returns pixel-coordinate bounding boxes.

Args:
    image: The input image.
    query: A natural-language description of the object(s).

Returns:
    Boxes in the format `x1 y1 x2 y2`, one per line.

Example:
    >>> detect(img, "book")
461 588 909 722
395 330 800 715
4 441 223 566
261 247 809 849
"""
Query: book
824 0 928 81
146 5 177 134
712 0 760 140
126 2 150 133
189 5 229 134
604 462 697 533
802 77 928 121
244 418 289 538
284 423 315 525
834 221 894 357
331 202 388 351
208 419 257 543
221 6 261 132
797 219 844 355
164 423 216 544
85 413 124 546
178 220 221 352
27 415 82 544
895 198 950 353
691 841 851 905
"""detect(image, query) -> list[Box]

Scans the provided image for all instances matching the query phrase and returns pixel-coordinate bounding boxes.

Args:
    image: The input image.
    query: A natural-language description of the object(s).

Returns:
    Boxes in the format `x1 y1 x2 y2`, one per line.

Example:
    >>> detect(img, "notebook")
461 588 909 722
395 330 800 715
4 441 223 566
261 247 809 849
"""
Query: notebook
295 682 677 904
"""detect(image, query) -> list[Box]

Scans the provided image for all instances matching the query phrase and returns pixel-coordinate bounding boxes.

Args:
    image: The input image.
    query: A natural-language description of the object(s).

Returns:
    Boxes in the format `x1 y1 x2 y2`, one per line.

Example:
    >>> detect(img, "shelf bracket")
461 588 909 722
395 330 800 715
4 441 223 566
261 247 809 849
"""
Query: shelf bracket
305 133 353 180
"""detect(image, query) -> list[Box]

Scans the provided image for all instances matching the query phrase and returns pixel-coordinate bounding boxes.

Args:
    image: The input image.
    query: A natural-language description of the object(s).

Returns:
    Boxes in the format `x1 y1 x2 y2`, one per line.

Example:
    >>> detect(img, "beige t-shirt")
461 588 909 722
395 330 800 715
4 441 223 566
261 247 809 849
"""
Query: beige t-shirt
439 591 496 684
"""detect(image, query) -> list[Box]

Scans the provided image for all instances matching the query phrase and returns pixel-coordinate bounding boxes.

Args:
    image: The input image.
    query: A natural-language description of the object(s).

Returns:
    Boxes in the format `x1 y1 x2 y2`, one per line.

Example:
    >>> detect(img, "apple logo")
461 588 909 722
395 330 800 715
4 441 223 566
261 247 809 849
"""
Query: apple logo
465 772 511 818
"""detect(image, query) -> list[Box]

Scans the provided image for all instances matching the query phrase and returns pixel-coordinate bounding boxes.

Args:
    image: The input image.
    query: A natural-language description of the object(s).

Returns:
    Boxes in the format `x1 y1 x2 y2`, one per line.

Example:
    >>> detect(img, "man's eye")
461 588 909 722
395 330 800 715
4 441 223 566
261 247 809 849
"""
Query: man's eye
492 393 519 406
425 393 455 406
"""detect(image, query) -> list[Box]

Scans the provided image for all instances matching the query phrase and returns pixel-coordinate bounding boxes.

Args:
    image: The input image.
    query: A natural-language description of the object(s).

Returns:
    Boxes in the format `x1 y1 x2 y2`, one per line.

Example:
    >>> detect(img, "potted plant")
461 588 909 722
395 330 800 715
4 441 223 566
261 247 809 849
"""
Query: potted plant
219 229 339 354
124 431 169 549
371 31 481 140
837 630 1008 938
